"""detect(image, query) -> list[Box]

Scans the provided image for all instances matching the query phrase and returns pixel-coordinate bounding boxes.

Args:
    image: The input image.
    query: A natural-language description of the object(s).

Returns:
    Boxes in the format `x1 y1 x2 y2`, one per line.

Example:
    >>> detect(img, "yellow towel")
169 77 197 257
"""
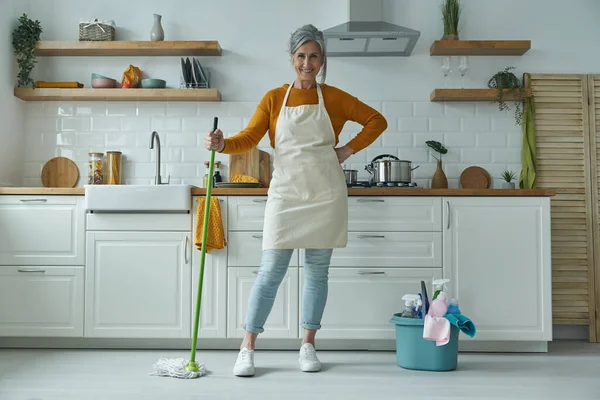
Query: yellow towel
230 174 259 183
194 197 226 253
519 79 536 189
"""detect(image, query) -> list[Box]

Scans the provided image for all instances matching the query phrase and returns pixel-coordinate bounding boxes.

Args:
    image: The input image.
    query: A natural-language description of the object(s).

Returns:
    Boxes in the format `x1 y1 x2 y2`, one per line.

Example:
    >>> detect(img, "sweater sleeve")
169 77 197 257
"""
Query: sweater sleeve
221 96 270 155
343 96 388 154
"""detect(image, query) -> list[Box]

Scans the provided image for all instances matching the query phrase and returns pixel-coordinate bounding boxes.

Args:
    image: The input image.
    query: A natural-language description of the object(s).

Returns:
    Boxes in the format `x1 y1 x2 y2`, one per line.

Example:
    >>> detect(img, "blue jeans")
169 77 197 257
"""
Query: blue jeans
244 248 333 334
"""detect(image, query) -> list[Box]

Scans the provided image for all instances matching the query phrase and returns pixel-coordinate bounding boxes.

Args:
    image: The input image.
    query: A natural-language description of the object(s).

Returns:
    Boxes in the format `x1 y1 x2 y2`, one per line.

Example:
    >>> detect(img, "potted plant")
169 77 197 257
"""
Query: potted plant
501 168 517 189
12 13 43 88
440 0 461 40
426 140 449 188
487 66 528 126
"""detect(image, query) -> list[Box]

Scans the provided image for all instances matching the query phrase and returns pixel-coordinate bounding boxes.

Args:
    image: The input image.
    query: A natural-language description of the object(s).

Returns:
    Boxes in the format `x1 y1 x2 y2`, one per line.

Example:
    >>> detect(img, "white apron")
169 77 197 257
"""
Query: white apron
262 83 348 250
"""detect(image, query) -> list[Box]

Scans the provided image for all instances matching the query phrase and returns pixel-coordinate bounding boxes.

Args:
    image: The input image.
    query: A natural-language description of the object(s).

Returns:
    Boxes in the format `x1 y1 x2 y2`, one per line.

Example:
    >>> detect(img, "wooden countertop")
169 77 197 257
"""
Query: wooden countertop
0 187 556 196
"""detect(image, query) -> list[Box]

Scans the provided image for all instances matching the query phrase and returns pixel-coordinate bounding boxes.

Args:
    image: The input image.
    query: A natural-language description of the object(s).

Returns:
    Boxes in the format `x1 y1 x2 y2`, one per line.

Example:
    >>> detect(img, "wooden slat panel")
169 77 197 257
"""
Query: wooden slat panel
587 74 600 341
529 74 595 335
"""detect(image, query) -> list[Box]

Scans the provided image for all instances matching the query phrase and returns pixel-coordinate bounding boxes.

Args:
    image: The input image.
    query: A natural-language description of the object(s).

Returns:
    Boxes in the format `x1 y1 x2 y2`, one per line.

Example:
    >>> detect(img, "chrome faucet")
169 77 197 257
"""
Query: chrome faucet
149 131 167 185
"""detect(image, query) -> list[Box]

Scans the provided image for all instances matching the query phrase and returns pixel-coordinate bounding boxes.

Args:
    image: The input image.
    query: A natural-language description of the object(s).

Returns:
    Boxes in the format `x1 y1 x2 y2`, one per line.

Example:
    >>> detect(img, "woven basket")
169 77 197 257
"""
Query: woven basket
79 19 115 41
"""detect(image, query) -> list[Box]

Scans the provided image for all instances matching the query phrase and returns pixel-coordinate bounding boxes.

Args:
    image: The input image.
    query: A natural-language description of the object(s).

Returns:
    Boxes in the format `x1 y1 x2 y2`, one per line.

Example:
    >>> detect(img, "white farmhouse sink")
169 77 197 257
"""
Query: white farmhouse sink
84 184 192 212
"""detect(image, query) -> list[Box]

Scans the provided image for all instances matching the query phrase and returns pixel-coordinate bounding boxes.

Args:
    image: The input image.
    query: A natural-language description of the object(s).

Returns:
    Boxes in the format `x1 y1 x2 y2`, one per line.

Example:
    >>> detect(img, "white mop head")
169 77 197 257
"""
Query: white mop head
150 357 207 379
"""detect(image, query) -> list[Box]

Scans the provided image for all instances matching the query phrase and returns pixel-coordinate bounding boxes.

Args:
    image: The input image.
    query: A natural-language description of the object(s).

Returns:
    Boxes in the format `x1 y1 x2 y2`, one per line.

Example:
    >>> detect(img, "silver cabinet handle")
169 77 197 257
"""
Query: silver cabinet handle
252 270 259 275
18 268 46 273
357 235 386 239
447 200 451 229
252 199 267 203
252 234 263 239
357 271 386 275
357 199 385 203
20 199 47 202
184 236 189 264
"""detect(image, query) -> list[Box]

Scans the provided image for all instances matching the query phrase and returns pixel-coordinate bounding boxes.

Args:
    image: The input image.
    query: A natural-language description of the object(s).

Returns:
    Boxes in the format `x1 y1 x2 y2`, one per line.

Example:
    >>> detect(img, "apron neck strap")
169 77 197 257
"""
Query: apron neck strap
282 82 322 107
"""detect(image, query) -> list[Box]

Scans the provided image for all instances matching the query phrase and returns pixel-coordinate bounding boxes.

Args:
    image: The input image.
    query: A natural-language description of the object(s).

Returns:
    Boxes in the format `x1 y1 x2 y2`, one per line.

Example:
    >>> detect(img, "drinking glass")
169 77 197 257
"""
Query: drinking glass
441 56 452 88
458 56 469 88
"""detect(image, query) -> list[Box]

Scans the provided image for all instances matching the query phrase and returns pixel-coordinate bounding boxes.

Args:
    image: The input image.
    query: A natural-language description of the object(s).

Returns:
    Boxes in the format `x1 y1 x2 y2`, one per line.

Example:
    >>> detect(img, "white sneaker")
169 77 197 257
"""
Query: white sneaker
233 347 255 377
299 343 321 372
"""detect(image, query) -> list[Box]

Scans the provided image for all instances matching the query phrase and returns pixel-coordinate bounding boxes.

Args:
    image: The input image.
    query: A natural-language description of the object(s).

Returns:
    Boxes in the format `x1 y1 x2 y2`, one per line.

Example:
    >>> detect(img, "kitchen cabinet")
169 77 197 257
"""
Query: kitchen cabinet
85 231 191 339
191 197 228 339
0 266 84 337
0 196 85 266
300 268 442 339
227 267 299 339
443 197 552 342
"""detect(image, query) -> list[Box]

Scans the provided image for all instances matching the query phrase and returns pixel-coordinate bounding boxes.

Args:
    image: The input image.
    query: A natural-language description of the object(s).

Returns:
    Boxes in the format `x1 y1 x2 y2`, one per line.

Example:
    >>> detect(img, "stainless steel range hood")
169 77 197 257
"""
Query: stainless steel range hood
323 0 420 57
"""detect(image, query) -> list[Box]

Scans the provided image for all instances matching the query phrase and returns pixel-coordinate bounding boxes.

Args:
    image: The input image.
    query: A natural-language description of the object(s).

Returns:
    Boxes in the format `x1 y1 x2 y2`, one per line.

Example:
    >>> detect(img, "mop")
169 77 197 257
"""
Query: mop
150 117 219 379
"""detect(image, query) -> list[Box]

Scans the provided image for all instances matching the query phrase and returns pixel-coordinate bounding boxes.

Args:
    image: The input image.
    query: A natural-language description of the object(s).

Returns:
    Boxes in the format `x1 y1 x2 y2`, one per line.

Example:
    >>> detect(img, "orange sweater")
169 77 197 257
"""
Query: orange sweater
221 84 387 154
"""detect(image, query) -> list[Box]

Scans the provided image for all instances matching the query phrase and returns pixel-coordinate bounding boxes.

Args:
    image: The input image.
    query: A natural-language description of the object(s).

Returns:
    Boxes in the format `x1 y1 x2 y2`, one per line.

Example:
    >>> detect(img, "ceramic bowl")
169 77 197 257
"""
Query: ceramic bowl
92 73 112 80
141 78 166 89
91 78 117 88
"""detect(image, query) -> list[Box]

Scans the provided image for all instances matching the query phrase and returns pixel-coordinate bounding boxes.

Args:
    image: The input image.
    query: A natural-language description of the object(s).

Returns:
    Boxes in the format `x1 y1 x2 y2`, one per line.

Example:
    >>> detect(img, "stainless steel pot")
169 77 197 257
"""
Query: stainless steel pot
343 169 358 185
365 154 419 184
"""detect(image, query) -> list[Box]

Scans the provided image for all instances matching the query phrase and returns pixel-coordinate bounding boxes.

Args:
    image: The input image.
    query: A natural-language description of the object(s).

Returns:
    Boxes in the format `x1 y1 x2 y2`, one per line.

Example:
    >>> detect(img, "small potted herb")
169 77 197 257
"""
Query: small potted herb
440 0 461 40
426 140 448 188
501 168 517 189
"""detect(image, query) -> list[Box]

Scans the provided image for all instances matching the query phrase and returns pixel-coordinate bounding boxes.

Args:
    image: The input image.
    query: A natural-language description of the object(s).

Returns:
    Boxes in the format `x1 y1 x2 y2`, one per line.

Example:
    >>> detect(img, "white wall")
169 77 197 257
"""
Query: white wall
0 1 26 186
17 0 600 188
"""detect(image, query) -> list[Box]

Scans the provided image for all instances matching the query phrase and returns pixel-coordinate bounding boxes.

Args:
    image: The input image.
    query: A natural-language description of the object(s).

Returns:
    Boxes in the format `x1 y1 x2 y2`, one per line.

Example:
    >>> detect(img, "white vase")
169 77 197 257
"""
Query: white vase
150 14 164 41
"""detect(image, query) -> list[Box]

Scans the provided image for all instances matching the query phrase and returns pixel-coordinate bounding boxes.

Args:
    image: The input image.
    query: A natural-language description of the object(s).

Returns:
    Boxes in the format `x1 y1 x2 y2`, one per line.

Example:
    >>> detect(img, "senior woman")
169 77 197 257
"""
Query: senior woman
205 24 387 377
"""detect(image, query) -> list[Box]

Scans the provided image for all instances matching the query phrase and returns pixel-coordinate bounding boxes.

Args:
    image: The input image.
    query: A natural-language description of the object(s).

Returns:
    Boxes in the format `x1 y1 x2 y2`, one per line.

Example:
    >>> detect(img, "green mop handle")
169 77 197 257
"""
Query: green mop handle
189 117 218 365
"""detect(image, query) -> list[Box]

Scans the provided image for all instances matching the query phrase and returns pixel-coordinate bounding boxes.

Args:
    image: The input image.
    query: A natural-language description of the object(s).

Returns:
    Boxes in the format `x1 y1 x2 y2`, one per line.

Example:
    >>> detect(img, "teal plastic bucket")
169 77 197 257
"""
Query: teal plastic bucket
390 313 459 371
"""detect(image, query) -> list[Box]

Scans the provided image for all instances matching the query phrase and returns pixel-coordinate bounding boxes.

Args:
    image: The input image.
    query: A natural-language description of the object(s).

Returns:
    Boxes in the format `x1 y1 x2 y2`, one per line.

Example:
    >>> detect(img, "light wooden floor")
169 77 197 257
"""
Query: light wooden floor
0 341 598 400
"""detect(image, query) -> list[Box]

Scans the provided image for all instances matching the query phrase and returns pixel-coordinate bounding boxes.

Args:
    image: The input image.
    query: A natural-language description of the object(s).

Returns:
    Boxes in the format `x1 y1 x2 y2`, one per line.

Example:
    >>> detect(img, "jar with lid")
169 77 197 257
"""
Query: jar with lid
106 151 122 185
88 152 104 184
203 161 210 188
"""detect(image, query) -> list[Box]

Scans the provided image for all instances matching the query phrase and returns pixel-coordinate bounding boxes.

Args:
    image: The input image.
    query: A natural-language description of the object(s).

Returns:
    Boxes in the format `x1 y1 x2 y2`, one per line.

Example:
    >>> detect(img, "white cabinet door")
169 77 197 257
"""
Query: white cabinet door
443 197 552 341
191 196 227 338
0 196 84 266
227 267 299 338
300 268 441 339
0 266 84 337
85 232 192 338
228 196 267 231
304 232 442 268
348 197 442 232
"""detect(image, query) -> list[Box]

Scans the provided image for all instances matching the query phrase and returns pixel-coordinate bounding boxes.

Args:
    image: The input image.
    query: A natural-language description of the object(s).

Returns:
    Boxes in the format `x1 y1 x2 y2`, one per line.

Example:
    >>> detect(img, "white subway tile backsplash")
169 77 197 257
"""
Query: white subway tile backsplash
414 102 444 117
444 132 476 148
151 117 182 132
462 148 493 163
399 117 428 132
91 117 120 132
21 100 522 188
461 117 491 132
382 102 413 118
430 117 460 132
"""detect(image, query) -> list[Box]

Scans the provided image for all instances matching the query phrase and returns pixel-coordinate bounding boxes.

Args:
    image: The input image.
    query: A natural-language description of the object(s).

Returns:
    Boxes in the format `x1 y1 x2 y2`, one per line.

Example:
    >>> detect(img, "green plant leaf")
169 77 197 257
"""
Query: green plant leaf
12 14 43 88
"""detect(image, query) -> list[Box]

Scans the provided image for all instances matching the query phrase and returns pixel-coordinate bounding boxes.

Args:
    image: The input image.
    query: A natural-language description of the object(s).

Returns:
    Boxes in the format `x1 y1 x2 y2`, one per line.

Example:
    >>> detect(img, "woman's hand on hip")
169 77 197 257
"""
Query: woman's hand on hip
335 145 354 163
205 129 224 152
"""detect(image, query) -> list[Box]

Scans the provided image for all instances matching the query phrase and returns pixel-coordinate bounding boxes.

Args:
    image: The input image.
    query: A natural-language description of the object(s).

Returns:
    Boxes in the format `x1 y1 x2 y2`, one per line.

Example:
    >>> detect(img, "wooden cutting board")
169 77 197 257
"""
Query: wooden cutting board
229 148 271 187
41 157 79 188
460 166 490 189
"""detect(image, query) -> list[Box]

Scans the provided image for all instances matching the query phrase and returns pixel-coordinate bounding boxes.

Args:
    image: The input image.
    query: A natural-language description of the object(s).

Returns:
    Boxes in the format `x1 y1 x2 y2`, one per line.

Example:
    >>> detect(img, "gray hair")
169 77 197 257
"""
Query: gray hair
289 24 327 83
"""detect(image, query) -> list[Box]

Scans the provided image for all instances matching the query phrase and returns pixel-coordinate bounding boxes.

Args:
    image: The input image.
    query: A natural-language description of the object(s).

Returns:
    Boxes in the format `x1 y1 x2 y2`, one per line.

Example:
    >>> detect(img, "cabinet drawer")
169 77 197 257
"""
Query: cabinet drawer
228 232 299 267
228 196 267 231
0 266 84 337
0 196 84 265
301 232 442 268
299 268 441 339
348 197 442 232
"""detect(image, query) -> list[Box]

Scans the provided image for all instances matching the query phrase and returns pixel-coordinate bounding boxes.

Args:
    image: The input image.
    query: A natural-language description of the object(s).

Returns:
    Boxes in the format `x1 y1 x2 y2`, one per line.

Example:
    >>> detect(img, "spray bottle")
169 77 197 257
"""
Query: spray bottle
432 279 450 300
400 294 421 318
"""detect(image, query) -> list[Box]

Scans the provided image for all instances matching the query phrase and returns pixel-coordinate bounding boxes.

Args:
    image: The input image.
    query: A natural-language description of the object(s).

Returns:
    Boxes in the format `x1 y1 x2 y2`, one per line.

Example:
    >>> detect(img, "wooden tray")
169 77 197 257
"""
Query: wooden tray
460 166 490 189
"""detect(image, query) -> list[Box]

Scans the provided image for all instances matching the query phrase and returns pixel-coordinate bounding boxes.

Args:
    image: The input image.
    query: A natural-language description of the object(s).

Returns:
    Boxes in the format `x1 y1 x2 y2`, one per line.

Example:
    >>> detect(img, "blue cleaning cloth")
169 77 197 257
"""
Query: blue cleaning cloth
444 314 476 338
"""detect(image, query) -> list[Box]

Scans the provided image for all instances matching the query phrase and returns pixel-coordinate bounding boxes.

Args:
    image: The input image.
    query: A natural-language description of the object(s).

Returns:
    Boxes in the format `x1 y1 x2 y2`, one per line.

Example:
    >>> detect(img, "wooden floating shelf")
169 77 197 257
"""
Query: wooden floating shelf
430 88 531 102
34 40 222 56
14 88 222 102
430 40 531 56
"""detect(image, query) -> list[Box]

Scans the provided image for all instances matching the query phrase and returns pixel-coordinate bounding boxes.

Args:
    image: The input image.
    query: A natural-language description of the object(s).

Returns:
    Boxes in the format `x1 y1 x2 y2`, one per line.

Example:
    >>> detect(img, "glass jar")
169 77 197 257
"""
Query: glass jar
88 152 104 185
203 161 210 188
106 151 122 185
